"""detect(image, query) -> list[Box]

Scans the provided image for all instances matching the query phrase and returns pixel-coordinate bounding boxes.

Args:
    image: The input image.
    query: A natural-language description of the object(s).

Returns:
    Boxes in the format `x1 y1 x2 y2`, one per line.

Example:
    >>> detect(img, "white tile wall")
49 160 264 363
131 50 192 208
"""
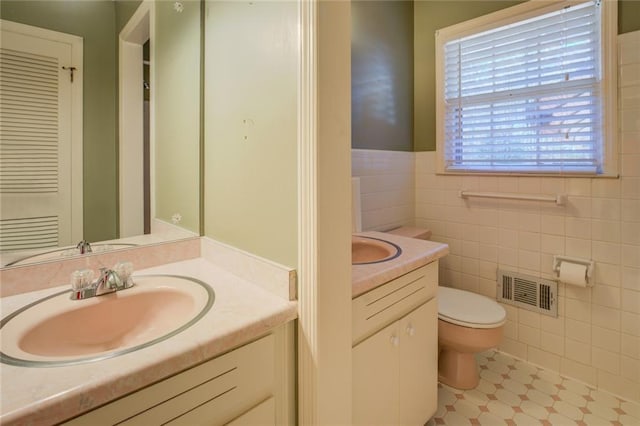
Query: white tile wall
352 149 415 231
412 31 640 403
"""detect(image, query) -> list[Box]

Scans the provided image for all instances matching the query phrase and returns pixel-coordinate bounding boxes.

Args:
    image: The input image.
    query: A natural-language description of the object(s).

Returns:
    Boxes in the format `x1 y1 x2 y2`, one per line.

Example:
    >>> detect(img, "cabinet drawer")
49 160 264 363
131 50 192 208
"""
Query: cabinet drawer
352 262 438 345
63 334 274 426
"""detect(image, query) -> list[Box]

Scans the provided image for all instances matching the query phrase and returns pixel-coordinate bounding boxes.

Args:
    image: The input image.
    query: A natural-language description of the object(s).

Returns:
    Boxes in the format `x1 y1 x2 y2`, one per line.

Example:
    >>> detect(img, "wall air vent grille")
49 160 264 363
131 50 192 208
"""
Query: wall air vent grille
502 275 512 300
497 270 557 317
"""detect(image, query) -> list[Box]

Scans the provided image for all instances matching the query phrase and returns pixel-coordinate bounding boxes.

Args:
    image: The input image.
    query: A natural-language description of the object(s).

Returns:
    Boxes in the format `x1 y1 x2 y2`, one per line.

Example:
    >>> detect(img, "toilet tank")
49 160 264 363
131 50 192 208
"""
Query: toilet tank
386 226 432 240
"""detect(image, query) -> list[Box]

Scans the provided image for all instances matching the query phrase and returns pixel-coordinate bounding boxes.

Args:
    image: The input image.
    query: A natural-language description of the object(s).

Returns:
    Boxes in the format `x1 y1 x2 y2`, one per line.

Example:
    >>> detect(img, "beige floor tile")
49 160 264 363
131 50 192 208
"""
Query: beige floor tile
558 389 588 408
442 411 472 425
553 401 584 420
454 399 482 419
476 352 491 366
487 400 516 419
502 378 528 395
433 403 448 419
476 379 497 395
509 368 535 385
589 389 621 408
495 389 522 406
480 368 505 385
562 378 591 396
512 412 542 426
464 389 490 405
513 360 539 375
494 352 516 366
586 401 620 421
434 350 638 426
439 385 458 406
547 412 580 425
619 414 640 425
537 369 563 384
477 411 506 425
520 400 549 420
621 400 640 419
526 389 555 408
532 378 560 395
582 413 615 425
487 360 510 375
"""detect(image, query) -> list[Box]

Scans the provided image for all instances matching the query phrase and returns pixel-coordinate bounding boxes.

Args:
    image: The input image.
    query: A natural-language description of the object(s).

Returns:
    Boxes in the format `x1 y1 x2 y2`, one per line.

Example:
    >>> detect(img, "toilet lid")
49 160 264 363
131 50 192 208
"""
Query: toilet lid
438 286 506 328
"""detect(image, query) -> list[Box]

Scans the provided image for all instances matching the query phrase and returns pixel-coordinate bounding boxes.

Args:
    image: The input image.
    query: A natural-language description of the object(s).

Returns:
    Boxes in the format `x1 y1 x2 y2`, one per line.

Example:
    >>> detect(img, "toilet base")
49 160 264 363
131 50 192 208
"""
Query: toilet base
437 319 504 390
438 348 480 390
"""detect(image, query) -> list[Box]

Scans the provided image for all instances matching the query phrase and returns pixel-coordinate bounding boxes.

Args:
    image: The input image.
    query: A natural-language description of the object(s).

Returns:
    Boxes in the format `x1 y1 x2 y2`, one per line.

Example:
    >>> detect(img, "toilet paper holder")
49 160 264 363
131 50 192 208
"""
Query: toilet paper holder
552 255 595 286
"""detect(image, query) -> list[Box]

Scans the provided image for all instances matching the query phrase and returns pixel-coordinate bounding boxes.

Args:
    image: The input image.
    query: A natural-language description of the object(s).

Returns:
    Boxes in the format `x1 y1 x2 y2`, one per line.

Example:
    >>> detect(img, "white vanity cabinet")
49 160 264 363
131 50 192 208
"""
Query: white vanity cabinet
63 323 295 426
352 262 438 426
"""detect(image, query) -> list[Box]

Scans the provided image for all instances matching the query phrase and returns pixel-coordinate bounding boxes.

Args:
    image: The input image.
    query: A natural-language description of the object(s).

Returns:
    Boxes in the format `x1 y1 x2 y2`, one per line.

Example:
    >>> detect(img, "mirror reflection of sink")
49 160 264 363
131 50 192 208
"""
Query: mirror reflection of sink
0 275 214 367
2 243 139 268
352 236 402 265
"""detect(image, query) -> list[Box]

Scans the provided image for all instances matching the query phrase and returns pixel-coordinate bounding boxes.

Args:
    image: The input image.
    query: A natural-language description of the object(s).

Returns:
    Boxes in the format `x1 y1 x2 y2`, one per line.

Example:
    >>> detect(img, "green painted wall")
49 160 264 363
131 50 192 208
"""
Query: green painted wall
0 1 140 242
115 0 142 34
154 0 200 233
620 0 640 34
204 1 298 267
414 1 524 152
352 1 414 152
414 0 640 152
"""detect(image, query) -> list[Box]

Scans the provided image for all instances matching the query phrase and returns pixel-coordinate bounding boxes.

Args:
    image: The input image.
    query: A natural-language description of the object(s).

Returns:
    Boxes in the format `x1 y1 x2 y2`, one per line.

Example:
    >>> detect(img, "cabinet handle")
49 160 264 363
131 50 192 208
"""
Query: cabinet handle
390 335 400 347
406 325 416 337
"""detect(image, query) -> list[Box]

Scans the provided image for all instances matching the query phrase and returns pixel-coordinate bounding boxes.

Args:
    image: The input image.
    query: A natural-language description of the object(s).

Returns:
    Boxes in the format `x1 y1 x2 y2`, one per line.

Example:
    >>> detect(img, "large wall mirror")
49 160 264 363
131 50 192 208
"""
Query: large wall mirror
0 0 201 268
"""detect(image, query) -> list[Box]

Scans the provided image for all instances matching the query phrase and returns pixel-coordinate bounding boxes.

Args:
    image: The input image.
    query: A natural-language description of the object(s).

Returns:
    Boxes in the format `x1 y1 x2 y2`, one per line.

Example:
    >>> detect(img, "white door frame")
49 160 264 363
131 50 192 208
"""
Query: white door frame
297 1 353 424
118 0 153 238
0 19 83 246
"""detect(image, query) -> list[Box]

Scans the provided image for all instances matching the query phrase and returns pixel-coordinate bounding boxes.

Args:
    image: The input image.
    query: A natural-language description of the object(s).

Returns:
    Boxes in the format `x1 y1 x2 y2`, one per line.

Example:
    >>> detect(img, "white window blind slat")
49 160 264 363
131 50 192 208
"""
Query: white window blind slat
441 1 603 174
444 50 598 86
446 27 597 69
448 9 594 56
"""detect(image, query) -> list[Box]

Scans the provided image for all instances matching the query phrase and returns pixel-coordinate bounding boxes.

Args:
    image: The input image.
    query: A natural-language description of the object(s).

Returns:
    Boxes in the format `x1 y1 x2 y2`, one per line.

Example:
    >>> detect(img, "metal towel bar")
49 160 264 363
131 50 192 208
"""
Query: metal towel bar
459 190 567 206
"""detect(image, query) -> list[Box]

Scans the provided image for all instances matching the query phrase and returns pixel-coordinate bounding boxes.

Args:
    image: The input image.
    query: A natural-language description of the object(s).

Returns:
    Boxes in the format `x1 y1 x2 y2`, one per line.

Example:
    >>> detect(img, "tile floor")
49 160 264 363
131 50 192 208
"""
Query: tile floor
427 350 640 426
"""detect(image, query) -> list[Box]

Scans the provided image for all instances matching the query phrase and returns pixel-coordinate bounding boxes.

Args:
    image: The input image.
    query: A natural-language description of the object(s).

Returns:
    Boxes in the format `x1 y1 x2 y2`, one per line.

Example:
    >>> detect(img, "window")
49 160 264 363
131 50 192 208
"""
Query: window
436 0 617 175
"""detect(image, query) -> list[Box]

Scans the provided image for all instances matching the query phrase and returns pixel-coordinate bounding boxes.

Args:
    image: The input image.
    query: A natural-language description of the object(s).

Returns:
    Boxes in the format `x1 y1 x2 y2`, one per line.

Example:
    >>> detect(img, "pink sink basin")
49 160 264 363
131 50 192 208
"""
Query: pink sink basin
352 236 401 265
0 275 214 367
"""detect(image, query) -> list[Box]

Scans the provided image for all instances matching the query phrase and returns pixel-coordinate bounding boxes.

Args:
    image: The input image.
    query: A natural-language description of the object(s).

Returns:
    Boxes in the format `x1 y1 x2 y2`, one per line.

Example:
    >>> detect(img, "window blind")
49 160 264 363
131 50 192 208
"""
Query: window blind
443 1 603 174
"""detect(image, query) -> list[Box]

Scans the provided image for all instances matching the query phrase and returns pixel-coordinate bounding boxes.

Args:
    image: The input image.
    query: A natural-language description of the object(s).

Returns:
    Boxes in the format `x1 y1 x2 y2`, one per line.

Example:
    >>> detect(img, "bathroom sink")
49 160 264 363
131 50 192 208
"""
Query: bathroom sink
0 275 214 367
352 236 402 265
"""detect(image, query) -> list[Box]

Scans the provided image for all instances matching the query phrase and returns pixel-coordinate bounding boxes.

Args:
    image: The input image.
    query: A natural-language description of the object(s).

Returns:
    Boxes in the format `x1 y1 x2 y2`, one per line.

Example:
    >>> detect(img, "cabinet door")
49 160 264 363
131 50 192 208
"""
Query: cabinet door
226 397 275 426
398 299 438 426
352 320 399 426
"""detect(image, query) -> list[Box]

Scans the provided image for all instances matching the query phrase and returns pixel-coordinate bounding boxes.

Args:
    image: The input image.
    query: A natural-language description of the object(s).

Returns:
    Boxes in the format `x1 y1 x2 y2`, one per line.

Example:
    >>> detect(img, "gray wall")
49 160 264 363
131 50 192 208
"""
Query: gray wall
351 1 414 152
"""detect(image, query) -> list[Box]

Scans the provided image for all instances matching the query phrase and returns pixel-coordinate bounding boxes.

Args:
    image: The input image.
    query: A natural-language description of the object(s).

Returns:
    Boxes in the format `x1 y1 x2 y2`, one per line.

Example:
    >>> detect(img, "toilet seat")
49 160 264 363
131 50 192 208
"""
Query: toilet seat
438 286 506 329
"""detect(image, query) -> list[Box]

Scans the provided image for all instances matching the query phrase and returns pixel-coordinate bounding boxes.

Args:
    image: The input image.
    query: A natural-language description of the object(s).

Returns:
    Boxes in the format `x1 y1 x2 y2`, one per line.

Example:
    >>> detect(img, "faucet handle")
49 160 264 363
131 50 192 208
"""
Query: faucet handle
71 269 94 291
76 240 92 254
113 261 134 288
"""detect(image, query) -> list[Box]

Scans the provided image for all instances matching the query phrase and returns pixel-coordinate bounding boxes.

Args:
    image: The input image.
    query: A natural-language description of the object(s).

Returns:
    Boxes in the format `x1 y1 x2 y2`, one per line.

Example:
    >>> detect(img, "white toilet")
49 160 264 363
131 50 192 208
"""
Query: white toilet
383 226 507 389
437 286 506 389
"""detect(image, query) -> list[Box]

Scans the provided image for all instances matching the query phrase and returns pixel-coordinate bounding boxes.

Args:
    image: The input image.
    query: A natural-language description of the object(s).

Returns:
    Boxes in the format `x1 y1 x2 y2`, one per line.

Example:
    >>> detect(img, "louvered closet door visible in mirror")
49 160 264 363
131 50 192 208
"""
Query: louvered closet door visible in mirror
0 21 82 253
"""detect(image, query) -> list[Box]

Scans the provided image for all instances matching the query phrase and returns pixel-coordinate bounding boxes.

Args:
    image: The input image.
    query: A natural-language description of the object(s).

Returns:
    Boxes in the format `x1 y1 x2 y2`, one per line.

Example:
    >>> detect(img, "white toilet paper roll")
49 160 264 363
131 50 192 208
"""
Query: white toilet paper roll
559 262 588 287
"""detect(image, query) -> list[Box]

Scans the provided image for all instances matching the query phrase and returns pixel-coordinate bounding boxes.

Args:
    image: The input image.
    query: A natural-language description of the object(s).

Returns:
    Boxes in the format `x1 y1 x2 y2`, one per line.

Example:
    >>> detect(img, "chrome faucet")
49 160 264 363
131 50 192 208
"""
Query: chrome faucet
76 240 92 254
94 268 123 295
70 262 134 300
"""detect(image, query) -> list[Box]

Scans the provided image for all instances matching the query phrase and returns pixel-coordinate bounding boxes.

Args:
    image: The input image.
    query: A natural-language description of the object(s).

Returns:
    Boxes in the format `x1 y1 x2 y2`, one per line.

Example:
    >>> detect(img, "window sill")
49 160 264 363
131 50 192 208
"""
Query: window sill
434 171 620 179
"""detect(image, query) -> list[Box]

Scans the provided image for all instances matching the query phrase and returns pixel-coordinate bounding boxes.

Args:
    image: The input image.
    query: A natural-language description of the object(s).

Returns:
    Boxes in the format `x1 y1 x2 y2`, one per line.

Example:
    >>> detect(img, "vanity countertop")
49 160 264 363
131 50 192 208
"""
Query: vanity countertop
352 231 449 298
0 258 298 426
